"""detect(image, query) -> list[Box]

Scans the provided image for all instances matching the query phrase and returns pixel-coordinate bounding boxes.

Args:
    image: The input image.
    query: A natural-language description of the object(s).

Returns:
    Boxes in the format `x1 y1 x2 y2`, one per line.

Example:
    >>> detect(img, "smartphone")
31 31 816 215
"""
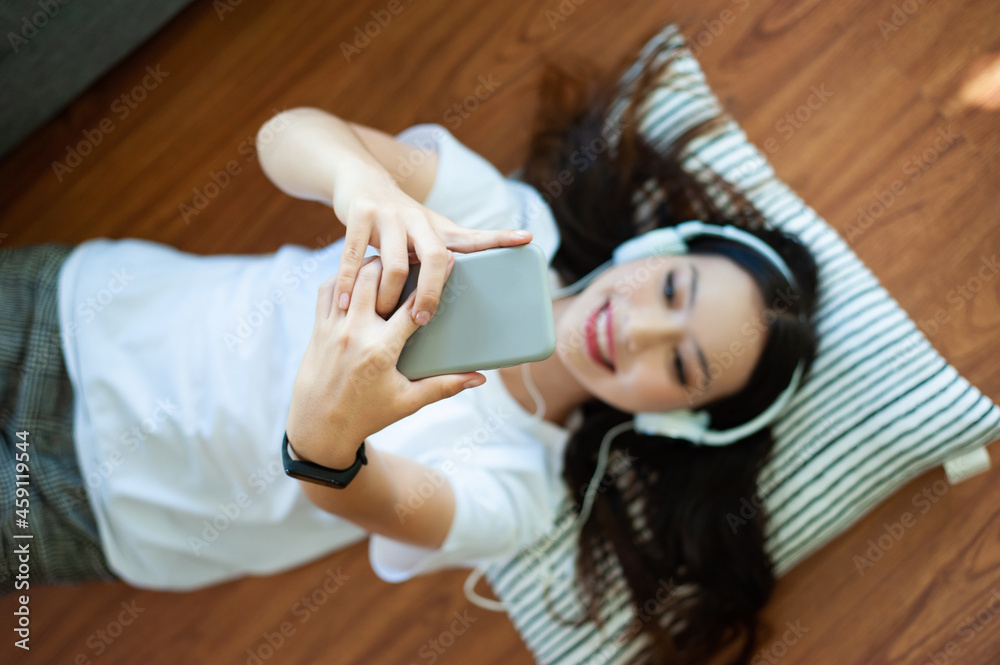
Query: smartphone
391 242 556 380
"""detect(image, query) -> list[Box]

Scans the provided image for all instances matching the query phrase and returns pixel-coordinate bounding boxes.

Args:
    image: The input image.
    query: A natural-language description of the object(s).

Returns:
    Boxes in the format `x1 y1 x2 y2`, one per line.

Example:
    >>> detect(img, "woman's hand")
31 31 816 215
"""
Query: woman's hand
286 254 487 469
331 169 532 325
254 107 531 326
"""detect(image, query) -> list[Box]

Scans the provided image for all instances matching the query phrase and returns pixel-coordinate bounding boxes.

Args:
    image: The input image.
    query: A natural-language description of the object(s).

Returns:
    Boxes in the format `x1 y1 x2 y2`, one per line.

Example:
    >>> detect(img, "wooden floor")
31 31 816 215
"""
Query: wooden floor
2 0 999 663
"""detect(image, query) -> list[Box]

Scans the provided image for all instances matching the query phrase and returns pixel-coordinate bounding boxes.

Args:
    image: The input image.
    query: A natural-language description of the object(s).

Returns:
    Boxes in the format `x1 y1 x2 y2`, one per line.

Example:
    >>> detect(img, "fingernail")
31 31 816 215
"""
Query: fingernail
339 293 349 309
415 310 430 325
464 378 485 389
513 230 530 238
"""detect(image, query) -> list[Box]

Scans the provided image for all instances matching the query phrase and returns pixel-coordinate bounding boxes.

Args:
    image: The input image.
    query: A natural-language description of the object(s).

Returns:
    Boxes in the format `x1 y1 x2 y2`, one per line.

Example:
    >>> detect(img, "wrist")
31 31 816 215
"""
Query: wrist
285 427 365 470
331 160 400 213
283 431 368 490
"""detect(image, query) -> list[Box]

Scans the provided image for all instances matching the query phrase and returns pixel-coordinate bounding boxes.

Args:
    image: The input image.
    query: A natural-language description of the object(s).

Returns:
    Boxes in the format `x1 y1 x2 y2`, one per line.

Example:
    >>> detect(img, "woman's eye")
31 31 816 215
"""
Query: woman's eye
665 270 675 304
673 349 686 387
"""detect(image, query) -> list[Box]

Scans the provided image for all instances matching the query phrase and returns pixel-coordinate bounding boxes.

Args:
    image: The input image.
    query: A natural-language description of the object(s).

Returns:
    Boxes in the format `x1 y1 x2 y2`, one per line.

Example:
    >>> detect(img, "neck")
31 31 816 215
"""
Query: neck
498 295 591 427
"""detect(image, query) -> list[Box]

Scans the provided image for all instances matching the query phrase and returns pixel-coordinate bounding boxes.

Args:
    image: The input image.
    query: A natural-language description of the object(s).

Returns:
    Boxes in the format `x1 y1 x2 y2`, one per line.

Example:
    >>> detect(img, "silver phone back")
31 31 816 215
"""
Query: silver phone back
394 243 556 380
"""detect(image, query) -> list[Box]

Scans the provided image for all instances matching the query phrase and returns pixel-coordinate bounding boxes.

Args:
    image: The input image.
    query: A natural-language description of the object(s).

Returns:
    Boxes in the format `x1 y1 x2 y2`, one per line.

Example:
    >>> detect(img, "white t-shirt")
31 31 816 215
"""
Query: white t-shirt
57 123 578 590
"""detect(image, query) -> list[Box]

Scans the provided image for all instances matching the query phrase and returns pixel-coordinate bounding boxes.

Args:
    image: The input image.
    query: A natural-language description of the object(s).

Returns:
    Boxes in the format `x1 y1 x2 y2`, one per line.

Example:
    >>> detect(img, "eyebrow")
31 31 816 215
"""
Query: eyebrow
690 264 711 391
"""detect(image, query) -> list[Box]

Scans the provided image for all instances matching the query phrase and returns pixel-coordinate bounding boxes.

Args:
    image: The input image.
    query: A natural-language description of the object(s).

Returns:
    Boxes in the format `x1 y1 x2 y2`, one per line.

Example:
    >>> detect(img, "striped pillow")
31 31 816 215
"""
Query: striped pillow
486 22 1000 665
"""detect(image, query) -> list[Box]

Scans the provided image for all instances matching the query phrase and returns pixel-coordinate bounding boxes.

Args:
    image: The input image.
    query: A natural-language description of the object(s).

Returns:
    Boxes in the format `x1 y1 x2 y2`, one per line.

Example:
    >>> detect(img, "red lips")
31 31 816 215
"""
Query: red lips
585 298 615 371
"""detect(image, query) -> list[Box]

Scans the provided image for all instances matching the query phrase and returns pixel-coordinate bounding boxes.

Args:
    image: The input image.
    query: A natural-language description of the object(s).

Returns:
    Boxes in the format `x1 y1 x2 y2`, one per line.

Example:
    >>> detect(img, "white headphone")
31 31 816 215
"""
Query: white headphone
551 219 806 446
462 220 809 613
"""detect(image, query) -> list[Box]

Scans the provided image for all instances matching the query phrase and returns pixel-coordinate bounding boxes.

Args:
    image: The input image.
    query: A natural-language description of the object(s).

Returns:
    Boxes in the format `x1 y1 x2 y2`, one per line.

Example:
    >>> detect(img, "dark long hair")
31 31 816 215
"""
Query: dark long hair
519 29 820 665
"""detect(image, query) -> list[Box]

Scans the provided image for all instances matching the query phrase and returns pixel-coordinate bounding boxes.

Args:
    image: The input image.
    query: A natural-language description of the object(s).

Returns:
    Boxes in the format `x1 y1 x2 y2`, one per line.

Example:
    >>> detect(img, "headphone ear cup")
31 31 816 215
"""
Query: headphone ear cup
634 410 711 444
612 227 688 265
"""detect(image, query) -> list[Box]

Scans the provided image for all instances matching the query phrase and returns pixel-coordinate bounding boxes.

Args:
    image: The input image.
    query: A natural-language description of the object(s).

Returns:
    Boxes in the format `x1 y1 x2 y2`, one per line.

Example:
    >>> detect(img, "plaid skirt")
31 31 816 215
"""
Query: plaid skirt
0 242 119 595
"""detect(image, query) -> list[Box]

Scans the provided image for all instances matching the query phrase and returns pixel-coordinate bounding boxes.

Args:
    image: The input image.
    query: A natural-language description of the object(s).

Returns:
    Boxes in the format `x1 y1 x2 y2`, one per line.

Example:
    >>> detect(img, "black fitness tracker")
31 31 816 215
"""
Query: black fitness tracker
282 431 368 489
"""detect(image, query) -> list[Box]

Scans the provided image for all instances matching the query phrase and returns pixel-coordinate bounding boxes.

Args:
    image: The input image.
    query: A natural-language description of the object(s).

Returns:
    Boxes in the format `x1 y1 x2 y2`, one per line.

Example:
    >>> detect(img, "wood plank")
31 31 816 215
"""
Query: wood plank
1 0 998 663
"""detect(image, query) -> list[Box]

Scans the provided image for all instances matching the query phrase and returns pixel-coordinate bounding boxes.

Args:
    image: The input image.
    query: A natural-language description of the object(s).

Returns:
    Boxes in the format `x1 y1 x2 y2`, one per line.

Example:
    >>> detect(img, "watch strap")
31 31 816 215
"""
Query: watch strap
282 431 368 489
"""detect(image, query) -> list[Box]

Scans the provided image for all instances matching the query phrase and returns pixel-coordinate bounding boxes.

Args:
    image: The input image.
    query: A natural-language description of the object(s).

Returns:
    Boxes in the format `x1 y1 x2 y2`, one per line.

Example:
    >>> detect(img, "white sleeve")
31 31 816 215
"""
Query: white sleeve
393 123 561 264
368 450 555 583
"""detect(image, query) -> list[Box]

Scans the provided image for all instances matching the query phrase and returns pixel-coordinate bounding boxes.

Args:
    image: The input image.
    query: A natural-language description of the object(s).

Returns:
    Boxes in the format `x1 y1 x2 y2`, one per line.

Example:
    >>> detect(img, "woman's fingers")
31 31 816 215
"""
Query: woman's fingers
317 254 378 323
374 226 411 320
408 232 453 326
334 222 373 311
345 255 382 318
413 371 487 404
315 275 338 322
402 218 526 326
385 251 453 348
441 225 532 254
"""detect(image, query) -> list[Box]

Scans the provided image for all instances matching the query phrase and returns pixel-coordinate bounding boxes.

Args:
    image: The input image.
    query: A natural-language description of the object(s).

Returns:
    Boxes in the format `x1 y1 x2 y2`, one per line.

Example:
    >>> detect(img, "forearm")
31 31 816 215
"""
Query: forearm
295 442 455 550
256 107 387 207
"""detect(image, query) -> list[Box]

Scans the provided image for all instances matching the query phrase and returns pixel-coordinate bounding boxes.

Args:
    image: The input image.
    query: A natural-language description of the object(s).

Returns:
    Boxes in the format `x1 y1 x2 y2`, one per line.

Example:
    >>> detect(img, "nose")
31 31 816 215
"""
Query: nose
623 307 687 353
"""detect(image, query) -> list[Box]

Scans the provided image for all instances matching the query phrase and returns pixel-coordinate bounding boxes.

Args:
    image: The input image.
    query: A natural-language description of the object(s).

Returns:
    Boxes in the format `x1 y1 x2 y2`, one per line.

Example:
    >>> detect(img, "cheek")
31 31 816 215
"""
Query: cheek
594 367 676 414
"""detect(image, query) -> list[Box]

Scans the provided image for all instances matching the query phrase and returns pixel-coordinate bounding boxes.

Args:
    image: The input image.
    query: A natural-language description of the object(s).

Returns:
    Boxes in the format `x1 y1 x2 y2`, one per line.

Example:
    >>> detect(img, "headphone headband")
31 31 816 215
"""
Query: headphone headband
612 220 799 288
552 220 800 300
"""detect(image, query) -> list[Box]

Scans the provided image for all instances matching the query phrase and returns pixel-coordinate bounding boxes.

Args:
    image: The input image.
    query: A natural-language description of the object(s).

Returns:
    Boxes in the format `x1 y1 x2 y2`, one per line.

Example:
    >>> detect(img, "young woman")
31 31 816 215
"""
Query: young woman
1 33 818 665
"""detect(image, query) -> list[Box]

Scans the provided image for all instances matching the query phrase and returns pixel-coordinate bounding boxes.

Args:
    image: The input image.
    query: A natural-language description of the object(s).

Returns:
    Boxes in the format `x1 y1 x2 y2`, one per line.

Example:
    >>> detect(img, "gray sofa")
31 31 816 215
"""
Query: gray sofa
0 0 195 160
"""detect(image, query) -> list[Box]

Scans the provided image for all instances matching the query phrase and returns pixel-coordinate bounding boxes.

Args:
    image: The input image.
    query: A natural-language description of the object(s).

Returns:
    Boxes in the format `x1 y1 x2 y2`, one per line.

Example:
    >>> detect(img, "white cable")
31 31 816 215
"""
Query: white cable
463 564 506 612
521 362 546 422
462 361 625 614
460 363 547 612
